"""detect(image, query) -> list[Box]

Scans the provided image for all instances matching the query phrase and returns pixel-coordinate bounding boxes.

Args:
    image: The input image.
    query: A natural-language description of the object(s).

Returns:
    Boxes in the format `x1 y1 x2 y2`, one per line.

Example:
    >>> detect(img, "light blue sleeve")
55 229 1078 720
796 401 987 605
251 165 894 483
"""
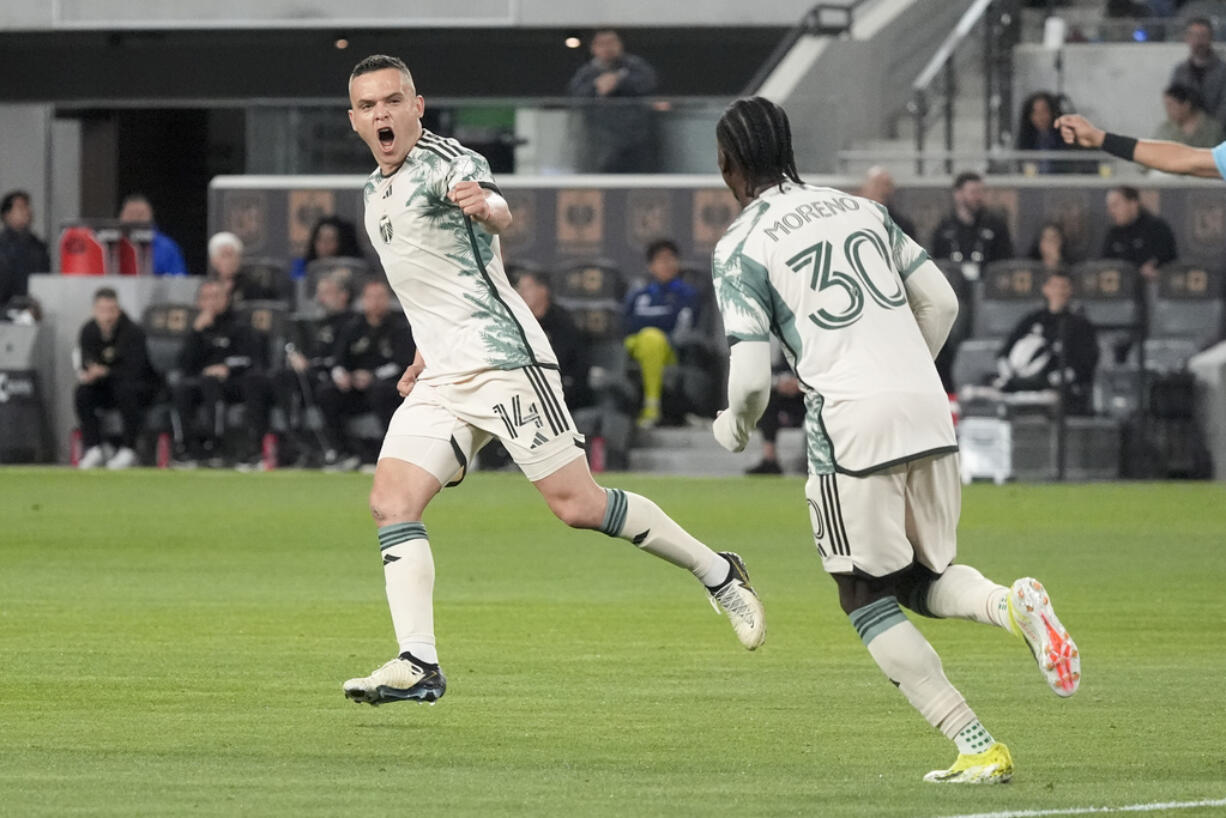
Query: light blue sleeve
1212 142 1226 180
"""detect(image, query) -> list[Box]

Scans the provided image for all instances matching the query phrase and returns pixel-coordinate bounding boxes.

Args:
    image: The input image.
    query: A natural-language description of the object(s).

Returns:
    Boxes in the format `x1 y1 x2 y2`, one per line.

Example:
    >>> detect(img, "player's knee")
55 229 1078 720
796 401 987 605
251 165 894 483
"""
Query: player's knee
546 488 604 529
833 572 899 616
369 484 422 525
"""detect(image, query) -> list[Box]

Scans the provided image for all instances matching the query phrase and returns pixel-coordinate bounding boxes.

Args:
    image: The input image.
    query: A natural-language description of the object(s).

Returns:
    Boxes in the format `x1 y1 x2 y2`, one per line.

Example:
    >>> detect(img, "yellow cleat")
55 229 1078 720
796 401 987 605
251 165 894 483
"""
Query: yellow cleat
923 742 1014 784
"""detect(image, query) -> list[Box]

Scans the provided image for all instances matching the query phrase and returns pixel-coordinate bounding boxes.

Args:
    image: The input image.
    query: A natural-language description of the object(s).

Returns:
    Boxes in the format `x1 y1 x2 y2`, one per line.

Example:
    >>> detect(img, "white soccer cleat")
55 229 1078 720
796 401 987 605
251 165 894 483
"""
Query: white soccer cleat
106 447 138 470
1008 577 1080 697
707 552 766 651
78 446 107 470
342 656 447 706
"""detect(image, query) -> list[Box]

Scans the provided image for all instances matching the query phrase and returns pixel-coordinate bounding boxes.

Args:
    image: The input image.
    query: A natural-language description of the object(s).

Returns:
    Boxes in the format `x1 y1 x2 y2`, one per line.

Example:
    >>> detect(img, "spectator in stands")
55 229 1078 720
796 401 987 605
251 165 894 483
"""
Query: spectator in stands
859 166 916 237
291 215 363 279
744 344 805 476
995 270 1098 415
0 190 50 308
1102 186 1177 281
567 28 658 173
207 231 281 305
118 193 188 276
280 272 354 465
624 238 698 428
74 287 159 470
1153 83 1224 148
170 279 273 467
1016 92 1071 174
1170 18 1226 128
317 278 415 469
931 172 1014 274
1029 222 1074 274
514 269 592 409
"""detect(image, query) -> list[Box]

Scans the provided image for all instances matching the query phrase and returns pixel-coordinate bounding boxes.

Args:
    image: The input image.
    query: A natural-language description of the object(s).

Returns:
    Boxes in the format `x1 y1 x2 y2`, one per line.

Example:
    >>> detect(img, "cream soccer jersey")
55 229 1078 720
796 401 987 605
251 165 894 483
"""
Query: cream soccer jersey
362 129 556 383
713 182 957 476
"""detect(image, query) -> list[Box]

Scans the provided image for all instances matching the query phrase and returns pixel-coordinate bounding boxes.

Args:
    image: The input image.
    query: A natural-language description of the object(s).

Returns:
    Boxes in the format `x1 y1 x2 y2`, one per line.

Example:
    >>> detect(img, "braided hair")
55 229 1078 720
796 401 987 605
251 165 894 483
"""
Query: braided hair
716 96 803 201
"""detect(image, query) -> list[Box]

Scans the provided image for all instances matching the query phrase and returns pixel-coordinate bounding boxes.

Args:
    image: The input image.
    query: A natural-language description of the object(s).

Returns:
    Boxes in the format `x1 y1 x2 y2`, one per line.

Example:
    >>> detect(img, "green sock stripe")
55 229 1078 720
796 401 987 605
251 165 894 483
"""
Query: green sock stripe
378 522 428 551
849 596 907 646
600 489 628 537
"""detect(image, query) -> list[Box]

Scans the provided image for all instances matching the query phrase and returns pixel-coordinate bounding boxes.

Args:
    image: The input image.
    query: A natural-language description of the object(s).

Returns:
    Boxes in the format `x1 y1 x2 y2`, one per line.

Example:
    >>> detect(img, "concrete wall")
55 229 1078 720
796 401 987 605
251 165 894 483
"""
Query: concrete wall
3 0 825 30
771 0 973 172
0 105 83 263
1014 43 1185 142
0 105 51 241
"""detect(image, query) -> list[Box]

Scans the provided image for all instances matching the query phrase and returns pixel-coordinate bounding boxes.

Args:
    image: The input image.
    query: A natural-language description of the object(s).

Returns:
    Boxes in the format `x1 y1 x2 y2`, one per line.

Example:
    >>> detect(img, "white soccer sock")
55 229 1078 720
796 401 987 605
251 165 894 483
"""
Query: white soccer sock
925 564 1010 630
954 720 996 755
377 522 438 665
599 488 730 587
851 597 978 740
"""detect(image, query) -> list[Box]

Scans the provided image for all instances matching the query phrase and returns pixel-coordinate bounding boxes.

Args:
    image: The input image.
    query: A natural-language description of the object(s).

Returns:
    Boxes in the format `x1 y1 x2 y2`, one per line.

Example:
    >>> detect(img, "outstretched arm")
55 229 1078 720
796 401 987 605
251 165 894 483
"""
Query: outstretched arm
1055 114 1224 179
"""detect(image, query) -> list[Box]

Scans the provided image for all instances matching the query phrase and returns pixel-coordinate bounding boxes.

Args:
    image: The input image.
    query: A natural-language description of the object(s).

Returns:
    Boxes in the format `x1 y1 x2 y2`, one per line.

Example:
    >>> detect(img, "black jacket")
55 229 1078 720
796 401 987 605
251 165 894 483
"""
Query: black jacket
79 312 159 386
537 303 592 409
298 310 354 370
178 309 266 377
1101 210 1177 269
333 314 416 381
997 307 1099 413
931 210 1014 265
0 227 50 305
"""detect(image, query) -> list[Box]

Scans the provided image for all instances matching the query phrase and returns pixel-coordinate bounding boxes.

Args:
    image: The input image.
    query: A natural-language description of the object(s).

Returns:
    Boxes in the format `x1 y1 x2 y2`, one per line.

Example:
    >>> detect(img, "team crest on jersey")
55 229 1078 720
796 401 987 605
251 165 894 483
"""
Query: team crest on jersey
379 214 393 243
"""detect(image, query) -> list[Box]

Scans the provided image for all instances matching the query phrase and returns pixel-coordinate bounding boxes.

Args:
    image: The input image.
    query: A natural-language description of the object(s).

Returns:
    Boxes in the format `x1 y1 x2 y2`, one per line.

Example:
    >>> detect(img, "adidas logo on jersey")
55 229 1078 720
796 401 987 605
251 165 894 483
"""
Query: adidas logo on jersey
529 431 549 449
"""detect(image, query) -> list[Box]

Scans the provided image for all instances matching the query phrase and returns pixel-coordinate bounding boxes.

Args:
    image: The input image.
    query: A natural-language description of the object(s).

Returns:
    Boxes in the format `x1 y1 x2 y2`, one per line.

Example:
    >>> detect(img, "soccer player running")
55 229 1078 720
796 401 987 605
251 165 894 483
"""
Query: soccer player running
709 98 1080 784
1056 112 1226 178
340 55 765 706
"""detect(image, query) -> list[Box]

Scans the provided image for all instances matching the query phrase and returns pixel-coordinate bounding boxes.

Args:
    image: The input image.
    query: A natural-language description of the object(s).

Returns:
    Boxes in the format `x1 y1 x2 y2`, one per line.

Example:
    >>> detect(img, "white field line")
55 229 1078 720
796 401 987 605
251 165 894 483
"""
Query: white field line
939 796 1226 818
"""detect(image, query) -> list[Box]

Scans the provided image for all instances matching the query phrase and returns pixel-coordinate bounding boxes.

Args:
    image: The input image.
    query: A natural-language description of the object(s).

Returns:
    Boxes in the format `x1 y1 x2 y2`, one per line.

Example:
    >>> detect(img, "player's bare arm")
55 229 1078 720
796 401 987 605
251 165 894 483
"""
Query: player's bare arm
447 182 512 234
397 348 425 397
1055 113 1221 179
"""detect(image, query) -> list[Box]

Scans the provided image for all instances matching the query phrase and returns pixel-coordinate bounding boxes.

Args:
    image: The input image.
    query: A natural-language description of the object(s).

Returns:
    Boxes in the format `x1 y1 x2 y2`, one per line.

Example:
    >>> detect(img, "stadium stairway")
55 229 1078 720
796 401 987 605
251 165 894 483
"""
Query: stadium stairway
627 426 807 476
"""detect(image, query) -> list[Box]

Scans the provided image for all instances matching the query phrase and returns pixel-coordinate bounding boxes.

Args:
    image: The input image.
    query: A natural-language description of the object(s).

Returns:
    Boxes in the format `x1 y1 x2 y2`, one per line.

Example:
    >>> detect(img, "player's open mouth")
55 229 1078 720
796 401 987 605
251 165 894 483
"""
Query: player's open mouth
377 127 395 150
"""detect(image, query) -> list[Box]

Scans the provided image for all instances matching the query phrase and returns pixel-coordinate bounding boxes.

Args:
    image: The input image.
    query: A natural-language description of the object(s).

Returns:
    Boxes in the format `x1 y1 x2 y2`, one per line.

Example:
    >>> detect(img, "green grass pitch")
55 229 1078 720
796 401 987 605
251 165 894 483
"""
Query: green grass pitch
2 468 1225 817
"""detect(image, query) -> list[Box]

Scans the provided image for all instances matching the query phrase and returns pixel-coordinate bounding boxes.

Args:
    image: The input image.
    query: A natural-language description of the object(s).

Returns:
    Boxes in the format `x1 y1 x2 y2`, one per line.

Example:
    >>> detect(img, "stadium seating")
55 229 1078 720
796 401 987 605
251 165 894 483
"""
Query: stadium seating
58 225 108 276
236 299 291 371
974 259 1048 340
238 258 295 304
117 227 155 276
1152 263 1223 351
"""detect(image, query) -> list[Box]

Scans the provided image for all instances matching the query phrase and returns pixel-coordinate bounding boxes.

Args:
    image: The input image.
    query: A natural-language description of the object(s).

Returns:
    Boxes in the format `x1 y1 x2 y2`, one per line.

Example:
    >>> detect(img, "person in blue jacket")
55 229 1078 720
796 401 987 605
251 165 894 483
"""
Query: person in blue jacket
623 238 698 427
119 193 188 276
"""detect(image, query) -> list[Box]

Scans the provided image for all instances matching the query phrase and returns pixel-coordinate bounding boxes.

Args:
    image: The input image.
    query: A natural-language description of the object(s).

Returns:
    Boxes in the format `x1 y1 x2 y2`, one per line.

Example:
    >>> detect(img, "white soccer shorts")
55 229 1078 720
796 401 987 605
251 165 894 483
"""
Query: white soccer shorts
379 364 586 484
805 452 960 577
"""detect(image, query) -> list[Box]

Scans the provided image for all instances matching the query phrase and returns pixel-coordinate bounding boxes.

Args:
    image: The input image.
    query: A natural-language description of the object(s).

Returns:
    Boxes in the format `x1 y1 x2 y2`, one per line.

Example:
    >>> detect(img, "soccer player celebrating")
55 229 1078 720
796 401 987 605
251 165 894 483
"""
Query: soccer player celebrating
709 97 1080 783
340 55 765 706
1056 112 1226 179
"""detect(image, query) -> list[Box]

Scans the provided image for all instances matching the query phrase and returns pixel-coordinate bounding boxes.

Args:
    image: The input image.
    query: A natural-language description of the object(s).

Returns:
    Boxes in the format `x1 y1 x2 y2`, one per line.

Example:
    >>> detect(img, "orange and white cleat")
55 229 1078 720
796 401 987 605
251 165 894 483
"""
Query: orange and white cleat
1008 577 1080 697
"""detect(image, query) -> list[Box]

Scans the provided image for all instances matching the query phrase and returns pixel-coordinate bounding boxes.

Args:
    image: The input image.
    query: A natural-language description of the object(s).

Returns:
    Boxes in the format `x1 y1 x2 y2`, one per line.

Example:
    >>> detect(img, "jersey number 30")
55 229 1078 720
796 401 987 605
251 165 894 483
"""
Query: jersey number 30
786 230 906 330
